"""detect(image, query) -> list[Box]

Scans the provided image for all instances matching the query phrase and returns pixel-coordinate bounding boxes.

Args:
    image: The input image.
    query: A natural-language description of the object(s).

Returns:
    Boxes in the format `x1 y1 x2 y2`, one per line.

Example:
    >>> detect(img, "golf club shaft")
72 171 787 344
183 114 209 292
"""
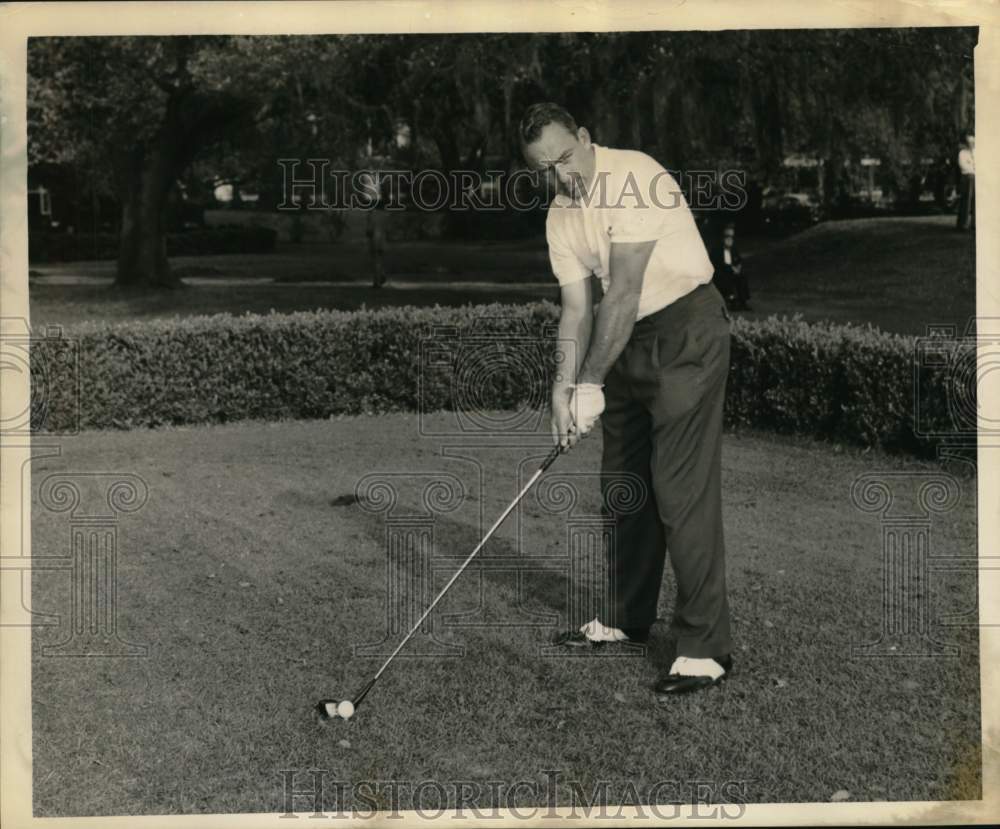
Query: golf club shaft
353 445 562 707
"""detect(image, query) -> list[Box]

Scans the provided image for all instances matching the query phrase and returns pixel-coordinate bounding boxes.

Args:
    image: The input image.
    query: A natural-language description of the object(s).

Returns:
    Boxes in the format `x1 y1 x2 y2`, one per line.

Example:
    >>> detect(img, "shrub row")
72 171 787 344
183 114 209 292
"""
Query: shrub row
726 316 967 455
31 303 966 456
29 226 277 263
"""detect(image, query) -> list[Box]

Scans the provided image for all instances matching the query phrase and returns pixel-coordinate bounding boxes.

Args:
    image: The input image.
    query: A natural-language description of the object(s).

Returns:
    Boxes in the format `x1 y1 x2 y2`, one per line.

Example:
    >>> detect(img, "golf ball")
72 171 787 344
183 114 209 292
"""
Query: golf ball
336 700 355 720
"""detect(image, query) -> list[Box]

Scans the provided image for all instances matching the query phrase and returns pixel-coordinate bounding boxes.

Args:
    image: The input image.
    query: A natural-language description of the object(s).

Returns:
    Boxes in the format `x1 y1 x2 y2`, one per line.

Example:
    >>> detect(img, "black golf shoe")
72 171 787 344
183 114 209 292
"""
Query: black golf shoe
653 655 733 697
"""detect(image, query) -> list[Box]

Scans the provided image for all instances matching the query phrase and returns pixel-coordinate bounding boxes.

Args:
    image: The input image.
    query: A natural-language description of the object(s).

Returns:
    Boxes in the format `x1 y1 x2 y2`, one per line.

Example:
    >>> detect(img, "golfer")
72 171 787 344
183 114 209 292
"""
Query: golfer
520 103 733 697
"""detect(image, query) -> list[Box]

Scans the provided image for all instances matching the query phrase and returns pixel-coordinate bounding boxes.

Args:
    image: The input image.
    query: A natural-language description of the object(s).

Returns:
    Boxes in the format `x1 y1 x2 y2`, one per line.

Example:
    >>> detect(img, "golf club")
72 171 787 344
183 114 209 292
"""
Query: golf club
316 443 563 722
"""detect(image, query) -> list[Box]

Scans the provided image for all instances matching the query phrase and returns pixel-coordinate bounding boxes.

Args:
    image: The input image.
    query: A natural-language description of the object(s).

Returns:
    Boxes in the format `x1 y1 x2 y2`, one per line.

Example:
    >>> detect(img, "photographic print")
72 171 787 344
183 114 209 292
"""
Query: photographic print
1 2 996 826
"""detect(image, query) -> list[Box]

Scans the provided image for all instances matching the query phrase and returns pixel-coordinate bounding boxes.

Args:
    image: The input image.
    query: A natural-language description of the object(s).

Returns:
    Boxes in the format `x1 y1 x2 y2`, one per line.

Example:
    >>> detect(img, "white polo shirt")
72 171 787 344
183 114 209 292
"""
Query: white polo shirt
545 143 714 320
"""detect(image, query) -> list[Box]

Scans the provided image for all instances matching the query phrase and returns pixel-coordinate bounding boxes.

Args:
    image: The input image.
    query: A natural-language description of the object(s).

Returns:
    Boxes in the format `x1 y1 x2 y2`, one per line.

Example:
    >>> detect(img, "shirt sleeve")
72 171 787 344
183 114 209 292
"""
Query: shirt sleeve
605 157 688 244
546 219 590 286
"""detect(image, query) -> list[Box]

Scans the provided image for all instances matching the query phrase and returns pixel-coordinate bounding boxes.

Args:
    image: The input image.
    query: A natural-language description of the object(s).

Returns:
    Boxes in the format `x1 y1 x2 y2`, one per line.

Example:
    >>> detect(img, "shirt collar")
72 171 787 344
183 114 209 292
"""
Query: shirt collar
591 143 606 174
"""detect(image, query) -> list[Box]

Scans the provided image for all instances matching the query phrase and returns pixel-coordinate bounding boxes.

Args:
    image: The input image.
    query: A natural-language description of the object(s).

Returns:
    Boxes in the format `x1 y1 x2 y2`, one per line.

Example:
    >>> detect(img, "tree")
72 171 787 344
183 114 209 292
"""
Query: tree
29 28 977 281
28 35 360 288
740 28 977 207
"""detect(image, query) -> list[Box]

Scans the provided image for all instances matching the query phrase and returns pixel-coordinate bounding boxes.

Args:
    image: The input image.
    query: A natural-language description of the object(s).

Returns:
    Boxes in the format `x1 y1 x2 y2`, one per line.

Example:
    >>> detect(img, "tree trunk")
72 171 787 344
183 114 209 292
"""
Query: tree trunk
954 64 970 134
115 93 193 290
502 69 514 158
433 130 467 239
818 97 846 214
115 144 179 289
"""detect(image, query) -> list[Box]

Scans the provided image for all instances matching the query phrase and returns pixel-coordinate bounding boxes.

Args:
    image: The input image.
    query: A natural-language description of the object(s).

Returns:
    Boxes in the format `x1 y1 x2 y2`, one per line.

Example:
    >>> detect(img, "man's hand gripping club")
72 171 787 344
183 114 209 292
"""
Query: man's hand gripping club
552 383 606 450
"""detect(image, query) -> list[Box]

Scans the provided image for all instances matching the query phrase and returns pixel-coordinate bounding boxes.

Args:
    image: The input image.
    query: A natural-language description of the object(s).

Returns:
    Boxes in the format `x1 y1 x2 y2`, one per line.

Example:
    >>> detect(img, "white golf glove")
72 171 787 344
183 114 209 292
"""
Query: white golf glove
568 383 605 435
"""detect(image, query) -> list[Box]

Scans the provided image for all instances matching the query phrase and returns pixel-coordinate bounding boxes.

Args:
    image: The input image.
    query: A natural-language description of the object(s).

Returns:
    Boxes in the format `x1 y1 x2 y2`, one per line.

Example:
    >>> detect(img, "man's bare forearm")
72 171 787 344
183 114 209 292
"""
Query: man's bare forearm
553 308 593 401
575 239 653 385
577 288 640 385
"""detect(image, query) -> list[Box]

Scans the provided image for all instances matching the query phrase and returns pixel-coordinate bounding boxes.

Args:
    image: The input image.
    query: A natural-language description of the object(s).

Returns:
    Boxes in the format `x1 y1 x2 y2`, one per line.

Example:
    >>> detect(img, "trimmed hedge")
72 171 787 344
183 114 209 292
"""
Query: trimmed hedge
29 226 277 263
726 316 967 454
31 303 968 456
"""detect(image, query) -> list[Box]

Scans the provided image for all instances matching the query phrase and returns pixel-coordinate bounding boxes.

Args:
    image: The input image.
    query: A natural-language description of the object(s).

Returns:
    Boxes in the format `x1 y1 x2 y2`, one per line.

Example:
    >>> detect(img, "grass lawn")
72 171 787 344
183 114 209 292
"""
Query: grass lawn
27 280 560 326
740 215 976 335
31 235 556 285
26 236 561 327
28 215 975 336
31 414 980 815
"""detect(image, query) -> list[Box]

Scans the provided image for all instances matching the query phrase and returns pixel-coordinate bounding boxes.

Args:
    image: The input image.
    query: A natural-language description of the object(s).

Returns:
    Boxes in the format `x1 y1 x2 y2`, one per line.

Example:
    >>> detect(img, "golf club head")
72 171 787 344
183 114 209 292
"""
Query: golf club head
315 698 355 721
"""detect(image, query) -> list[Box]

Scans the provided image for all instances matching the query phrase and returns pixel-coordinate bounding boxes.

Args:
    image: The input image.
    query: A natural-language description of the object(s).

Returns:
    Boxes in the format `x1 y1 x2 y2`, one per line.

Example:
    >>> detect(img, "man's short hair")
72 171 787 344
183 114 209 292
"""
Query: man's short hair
519 102 578 146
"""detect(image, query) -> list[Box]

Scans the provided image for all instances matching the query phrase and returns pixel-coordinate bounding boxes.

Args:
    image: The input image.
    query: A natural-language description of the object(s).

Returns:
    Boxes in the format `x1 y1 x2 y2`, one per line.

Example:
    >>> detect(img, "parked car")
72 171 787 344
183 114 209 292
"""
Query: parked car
760 190 823 233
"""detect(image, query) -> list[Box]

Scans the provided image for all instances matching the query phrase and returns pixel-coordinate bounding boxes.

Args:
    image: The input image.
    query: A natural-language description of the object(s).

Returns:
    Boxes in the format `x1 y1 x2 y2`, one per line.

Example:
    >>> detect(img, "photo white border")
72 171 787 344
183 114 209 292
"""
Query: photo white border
1 1 997 826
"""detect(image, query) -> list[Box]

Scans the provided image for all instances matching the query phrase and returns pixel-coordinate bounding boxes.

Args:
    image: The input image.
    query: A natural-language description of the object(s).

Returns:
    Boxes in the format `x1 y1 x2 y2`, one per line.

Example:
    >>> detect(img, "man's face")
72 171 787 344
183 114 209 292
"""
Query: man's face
967 135 975 150
723 229 735 249
523 122 596 200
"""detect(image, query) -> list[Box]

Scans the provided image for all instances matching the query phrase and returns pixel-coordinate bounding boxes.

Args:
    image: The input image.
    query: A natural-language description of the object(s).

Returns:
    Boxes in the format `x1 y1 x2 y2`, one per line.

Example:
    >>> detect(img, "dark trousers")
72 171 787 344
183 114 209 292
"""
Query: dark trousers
733 271 750 306
600 282 733 659
712 266 749 310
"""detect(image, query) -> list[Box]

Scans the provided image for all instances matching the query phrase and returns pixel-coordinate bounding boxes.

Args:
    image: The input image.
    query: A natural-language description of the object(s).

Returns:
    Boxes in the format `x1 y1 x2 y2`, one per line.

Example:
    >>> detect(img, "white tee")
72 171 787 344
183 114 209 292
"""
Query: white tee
545 144 714 320
723 248 732 265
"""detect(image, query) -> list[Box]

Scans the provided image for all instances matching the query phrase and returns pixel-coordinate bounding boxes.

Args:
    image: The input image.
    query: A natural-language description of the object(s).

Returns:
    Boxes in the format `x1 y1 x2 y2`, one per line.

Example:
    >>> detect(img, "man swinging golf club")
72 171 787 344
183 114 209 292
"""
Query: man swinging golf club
520 103 734 697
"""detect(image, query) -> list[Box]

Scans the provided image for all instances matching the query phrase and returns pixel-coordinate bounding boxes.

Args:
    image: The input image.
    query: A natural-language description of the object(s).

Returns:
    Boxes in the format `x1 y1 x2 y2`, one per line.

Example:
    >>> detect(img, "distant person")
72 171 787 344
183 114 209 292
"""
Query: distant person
366 208 387 288
361 171 389 288
956 131 975 232
710 222 750 311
